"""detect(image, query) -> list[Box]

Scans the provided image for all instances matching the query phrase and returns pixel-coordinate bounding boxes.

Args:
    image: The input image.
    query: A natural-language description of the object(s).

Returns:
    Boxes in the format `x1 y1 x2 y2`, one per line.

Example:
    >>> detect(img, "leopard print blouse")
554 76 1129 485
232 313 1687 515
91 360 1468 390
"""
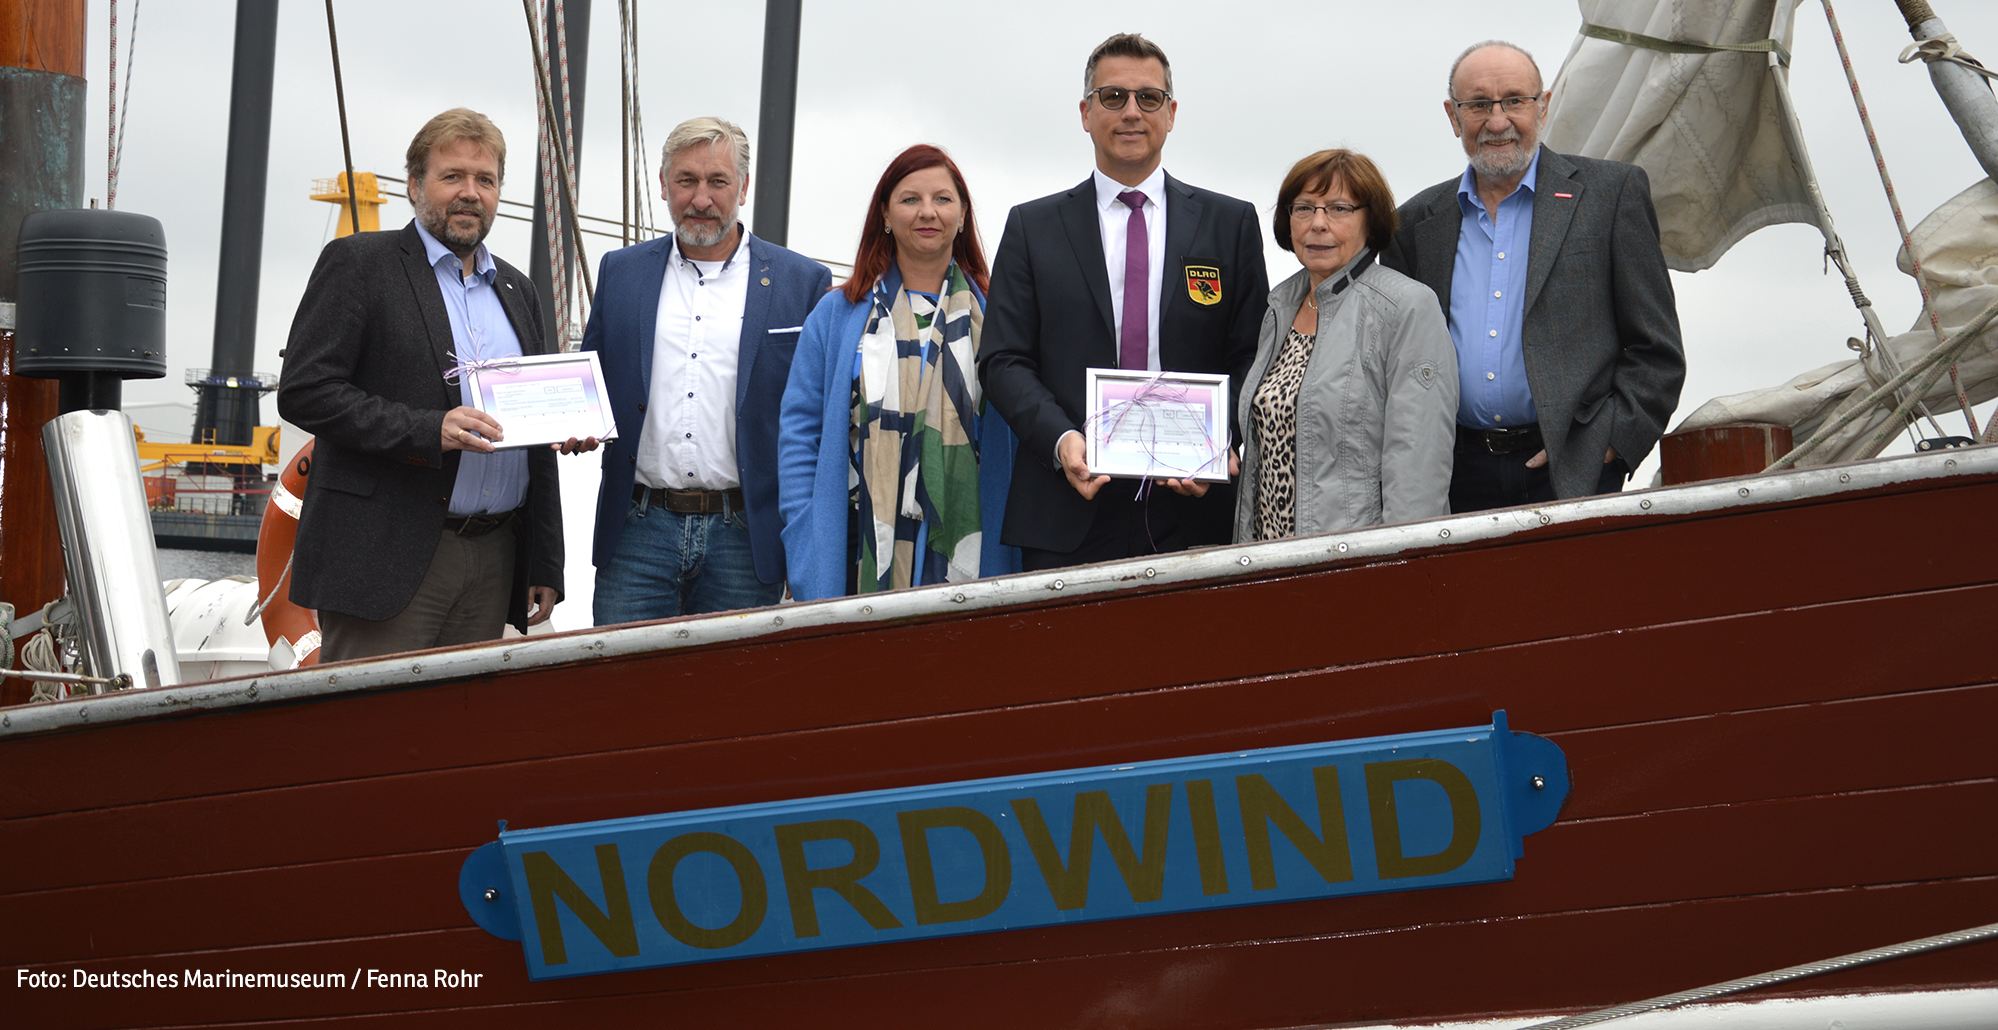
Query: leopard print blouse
1252 327 1318 541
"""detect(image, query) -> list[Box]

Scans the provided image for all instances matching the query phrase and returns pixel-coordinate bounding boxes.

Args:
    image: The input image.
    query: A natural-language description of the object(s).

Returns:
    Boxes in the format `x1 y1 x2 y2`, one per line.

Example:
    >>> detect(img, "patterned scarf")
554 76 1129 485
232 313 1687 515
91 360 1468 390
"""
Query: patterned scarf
851 263 984 592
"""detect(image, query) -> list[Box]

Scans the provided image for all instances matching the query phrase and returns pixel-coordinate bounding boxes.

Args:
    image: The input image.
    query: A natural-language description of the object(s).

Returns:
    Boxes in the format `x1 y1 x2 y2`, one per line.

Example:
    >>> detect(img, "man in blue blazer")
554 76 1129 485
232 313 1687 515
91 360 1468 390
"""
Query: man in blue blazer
582 117 831 623
981 33 1269 570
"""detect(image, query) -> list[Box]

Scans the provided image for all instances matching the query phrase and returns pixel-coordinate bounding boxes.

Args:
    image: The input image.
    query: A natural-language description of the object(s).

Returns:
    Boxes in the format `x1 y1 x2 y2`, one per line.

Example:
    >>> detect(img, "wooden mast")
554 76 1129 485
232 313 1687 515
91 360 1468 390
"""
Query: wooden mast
0 0 83 703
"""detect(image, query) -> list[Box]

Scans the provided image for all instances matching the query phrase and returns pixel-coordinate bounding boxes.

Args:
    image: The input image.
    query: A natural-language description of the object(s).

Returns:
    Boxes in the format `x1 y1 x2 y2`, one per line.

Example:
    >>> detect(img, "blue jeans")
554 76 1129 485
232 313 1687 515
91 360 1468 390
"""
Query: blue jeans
592 499 782 625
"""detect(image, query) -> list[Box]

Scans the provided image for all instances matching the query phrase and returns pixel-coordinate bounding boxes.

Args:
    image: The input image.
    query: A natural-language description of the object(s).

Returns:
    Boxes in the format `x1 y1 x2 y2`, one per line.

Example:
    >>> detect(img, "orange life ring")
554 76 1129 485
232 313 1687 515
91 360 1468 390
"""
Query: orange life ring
255 439 321 667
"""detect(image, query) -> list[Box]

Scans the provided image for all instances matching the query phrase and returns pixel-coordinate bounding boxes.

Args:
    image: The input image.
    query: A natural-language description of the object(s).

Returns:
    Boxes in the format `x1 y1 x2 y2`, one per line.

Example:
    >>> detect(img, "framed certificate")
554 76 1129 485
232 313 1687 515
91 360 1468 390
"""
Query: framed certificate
1084 368 1231 482
465 351 617 449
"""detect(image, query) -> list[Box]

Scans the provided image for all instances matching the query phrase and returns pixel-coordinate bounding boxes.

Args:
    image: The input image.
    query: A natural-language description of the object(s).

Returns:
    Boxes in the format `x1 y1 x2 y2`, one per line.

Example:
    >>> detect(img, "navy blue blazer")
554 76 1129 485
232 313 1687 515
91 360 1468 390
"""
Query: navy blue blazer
980 174 1269 554
581 231 832 583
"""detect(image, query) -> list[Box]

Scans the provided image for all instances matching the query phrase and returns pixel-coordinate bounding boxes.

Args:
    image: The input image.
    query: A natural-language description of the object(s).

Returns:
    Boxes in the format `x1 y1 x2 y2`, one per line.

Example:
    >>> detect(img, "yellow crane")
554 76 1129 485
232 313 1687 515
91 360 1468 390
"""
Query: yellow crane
310 172 387 236
131 425 281 510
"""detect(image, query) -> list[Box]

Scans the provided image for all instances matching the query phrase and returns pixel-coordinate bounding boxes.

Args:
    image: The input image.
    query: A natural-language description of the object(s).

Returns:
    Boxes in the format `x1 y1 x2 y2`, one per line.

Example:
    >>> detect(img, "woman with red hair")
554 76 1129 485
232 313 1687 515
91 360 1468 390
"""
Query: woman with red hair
778 145 1020 600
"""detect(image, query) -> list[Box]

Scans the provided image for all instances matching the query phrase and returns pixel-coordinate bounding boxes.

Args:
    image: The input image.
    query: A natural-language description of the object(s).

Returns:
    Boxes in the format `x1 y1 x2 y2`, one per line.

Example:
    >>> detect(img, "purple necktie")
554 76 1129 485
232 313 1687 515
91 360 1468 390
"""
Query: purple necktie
1117 189 1149 370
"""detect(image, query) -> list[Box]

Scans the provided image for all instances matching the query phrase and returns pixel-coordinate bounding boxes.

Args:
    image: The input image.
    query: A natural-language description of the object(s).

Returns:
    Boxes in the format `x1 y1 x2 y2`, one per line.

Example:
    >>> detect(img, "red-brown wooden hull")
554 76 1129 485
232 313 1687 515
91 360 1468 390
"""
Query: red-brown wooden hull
4 452 1996 1028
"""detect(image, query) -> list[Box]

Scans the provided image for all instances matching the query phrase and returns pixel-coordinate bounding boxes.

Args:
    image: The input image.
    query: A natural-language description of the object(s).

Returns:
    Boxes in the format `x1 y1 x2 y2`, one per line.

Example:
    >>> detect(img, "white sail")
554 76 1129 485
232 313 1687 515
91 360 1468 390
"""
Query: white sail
1675 177 1998 461
1545 0 1813 272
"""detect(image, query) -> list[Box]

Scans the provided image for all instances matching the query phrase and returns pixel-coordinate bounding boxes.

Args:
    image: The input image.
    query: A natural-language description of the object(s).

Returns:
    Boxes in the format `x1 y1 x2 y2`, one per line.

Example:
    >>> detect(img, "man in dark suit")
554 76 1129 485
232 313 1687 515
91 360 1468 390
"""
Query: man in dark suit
1382 41 1684 511
582 117 831 623
279 109 565 662
981 33 1268 570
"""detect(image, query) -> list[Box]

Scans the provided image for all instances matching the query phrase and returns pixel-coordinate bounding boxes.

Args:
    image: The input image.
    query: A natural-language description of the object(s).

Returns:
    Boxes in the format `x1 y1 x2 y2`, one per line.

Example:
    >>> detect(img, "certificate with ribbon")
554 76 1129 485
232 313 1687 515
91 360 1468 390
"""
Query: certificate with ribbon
463 351 616 449
1084 368 1231 482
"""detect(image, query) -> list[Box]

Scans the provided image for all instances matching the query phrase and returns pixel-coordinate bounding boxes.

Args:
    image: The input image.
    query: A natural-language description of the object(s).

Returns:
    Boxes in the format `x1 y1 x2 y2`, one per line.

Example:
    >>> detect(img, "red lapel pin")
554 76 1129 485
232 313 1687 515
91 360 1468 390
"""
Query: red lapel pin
1553 192 1574 199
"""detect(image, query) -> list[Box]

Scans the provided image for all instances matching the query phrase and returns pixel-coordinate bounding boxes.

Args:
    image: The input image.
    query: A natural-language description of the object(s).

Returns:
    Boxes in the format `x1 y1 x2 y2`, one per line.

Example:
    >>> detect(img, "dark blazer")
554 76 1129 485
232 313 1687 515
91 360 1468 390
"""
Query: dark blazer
277 222 562 629
580 231 832 583
979 173 1270 553
1381 147 1686 498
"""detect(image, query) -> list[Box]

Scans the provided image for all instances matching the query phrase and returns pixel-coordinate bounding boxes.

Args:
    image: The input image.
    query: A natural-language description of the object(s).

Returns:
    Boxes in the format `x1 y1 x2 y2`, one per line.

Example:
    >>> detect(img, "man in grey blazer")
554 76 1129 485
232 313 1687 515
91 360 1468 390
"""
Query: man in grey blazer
1382 41 1684 511
279 109 565 661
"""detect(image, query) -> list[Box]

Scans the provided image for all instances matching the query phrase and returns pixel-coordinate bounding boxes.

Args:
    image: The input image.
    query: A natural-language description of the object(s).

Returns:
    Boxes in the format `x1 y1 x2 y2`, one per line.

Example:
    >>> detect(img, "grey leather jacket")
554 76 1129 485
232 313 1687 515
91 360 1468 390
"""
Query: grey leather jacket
1234 256 1458 541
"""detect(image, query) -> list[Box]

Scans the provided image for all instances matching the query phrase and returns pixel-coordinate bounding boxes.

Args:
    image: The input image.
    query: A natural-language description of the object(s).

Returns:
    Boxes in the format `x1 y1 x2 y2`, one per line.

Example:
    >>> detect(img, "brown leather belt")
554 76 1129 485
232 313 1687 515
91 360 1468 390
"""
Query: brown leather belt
1457 424 1543 456
633 484 744 514
442 509 516 537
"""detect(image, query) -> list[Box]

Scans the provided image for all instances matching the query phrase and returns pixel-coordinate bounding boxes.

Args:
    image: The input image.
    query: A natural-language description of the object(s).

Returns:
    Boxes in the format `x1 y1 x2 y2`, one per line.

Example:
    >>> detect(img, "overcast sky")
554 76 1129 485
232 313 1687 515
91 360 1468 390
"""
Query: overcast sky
75 0 1998 626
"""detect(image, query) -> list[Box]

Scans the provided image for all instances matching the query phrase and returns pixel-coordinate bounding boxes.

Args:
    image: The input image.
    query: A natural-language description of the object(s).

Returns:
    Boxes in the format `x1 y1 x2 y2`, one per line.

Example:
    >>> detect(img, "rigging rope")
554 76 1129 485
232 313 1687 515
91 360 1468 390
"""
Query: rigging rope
619 0 630 248
1900 34 1998 81
532 0 569 348
106 0 114 207
105 0 142 209
1821 0 1981 439
1579 21 1792 67
525 0 594 350
1521 919 1998 1029
1772 295 1998 468
553 0 586 338
618 0 658 245
323 0 362 236
1900 32 1998 445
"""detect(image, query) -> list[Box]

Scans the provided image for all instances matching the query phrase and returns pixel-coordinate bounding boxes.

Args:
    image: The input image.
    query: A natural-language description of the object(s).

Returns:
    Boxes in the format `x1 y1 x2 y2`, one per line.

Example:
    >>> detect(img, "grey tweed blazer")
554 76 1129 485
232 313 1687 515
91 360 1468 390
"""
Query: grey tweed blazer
1382 147 1686 498
277 222 563 627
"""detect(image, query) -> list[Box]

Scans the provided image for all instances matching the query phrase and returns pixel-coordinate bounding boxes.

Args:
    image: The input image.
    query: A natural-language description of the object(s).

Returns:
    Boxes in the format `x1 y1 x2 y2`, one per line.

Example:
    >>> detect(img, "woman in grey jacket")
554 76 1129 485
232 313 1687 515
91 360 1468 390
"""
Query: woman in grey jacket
1235 150 1458 541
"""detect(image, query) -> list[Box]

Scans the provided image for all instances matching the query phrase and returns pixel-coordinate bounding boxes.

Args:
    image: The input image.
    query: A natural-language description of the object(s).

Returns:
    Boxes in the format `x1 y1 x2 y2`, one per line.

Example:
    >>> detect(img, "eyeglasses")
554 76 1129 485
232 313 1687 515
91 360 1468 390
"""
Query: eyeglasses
1451 95 1543 118
1289 201 1366 221
1085 86 1172 112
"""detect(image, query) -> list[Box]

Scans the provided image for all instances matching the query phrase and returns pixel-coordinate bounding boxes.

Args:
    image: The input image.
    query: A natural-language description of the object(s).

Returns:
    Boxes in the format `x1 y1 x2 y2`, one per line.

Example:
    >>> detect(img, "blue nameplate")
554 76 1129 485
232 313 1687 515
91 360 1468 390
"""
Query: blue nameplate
460 712 1568 980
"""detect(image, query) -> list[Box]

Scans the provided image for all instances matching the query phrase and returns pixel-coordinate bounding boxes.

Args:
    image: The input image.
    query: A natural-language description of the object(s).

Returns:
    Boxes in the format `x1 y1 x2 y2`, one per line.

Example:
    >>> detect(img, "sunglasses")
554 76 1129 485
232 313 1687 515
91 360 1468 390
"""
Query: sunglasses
1085 86 1172 112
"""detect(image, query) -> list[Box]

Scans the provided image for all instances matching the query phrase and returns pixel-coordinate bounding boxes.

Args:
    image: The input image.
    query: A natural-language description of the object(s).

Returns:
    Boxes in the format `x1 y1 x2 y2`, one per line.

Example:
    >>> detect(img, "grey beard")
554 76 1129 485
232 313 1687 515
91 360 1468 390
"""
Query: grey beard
412 191 493 250
1469 132 1534 180
674 213 732 249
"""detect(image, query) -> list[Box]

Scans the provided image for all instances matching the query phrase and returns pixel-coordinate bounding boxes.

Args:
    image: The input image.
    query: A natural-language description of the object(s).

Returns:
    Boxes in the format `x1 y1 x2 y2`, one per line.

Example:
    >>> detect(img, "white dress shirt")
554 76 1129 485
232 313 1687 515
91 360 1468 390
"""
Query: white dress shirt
636 229 750 491
1093 166 1167 372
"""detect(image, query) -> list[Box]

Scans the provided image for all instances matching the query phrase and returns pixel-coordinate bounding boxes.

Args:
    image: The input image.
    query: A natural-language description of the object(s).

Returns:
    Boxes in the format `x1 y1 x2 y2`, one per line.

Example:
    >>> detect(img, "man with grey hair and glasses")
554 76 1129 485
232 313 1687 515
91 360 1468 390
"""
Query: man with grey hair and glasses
581 116 831 622
1382 40 1684 513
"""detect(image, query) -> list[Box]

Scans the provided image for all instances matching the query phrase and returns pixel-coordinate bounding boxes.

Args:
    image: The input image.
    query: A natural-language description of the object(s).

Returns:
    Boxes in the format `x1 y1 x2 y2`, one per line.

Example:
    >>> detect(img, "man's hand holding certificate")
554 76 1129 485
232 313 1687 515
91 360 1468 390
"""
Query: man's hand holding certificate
1082 369 1232 496
463 352 617 451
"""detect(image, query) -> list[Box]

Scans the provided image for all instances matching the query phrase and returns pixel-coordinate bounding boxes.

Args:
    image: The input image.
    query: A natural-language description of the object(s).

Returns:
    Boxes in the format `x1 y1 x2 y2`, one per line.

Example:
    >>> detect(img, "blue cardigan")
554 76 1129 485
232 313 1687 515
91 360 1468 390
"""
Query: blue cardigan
777 287 1021 601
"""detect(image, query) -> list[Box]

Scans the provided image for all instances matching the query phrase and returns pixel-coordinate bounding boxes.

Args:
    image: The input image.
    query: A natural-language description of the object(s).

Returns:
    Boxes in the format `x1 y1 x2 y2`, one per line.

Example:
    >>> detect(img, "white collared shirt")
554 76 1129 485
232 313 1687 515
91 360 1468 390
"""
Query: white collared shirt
636 228 750 491
1093 166 1168 372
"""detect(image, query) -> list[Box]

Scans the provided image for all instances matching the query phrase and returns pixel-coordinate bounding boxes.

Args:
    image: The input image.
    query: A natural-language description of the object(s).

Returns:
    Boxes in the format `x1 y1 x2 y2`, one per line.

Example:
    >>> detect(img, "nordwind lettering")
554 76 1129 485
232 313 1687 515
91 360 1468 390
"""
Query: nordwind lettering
461 712 1569 981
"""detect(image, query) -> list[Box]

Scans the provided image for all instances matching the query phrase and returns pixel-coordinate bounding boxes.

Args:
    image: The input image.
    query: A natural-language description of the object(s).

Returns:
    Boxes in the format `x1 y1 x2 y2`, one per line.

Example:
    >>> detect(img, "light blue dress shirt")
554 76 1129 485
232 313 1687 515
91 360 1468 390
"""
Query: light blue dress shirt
1449 152 1541 430
413 221 529 516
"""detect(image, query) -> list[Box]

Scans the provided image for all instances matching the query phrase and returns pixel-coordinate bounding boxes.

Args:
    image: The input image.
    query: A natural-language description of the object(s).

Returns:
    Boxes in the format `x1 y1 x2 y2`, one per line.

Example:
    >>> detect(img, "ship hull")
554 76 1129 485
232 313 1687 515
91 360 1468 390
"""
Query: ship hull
4 449 1996 1028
